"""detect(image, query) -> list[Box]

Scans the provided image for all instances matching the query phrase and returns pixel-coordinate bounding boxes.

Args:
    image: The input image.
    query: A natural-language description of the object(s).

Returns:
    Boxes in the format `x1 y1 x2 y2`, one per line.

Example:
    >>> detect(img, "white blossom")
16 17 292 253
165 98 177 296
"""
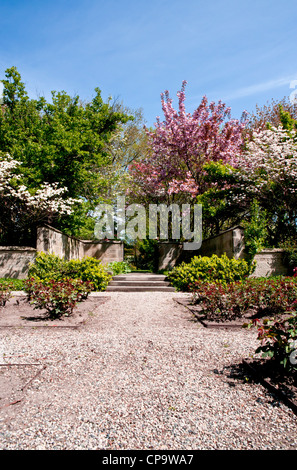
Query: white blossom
0 154 80 221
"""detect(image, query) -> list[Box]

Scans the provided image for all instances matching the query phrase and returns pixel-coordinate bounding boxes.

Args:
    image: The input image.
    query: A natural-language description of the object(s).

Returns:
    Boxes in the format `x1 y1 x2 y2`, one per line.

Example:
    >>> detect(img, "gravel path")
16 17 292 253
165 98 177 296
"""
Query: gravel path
1 291 297 450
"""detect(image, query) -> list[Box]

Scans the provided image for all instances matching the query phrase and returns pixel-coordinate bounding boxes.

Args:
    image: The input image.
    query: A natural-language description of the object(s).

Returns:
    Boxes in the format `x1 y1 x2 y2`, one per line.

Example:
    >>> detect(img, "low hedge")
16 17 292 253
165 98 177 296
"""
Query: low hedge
28 252 112 291
167 253 254 291
246 313 297 372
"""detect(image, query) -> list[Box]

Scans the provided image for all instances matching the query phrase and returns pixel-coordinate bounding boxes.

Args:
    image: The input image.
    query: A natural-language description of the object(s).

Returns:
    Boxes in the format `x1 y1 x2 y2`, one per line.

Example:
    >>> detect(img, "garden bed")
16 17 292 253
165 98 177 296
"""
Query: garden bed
242 358 297 415
0 294 110 328
174 297 256 329
175 297 297 415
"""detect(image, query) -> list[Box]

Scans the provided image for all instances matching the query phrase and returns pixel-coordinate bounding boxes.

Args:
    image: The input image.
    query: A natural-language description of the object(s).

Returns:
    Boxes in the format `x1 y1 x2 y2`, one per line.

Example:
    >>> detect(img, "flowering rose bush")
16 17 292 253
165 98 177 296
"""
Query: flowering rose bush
247 314 297 372
0 280 13 307
191 277 297 321
191 280 252 321
24 277 93 318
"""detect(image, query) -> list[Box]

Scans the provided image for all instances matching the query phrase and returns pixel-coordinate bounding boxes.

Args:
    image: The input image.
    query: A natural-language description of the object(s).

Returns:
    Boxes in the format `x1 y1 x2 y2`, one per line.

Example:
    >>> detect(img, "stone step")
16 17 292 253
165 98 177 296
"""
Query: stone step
106 285 176 292
108 280 171 286
106 272 175 292
112 274 167 281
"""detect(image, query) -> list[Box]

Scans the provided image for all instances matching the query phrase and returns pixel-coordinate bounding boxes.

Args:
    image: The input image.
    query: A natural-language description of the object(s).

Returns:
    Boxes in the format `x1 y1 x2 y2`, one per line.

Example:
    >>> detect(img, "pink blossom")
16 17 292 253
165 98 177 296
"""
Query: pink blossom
129 82 247 201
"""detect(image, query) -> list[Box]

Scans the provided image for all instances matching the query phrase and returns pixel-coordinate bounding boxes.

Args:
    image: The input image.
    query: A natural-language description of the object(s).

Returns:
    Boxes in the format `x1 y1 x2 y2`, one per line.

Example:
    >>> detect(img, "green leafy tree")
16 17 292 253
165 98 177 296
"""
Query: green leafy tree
0 66 132 242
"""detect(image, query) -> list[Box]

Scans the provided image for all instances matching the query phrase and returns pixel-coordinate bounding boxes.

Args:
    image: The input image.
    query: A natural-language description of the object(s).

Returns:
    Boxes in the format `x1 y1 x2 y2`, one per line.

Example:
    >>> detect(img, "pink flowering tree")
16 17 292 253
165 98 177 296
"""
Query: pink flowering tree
0 154 80 245
128 81 247 204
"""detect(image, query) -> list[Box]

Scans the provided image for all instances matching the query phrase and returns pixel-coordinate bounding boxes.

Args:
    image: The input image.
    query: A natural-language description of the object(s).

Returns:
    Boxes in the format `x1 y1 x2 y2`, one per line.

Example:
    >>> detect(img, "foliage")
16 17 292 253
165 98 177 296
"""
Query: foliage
104 105 150 201
191 280 251 321
0 154 79 245
128 81 247 205
134 239 159 272
192 277 297 321
246 314 297 372
0 66 132 242
0 279 13 306
167 253 253 291
194 121 297 243
227 125 297 246
242 200 269 263
196 160 245 237
28 252 66 280
281 239 297 276
107 261 132 275
24 277 93 318
0 278 25 291
28 252 112 291
246 97 297 134
64 257 112 291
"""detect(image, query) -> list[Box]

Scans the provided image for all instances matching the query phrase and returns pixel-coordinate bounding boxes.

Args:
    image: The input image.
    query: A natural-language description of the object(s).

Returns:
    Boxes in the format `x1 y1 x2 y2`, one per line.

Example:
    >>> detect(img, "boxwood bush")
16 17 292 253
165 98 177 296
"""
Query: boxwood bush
28 252 112 291
167 253 254 291
107 261 132 275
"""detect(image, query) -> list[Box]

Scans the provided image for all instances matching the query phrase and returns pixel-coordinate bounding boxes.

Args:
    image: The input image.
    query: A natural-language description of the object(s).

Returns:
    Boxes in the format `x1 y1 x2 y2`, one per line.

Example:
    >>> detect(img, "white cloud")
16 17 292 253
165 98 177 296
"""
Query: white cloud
221 75 297 101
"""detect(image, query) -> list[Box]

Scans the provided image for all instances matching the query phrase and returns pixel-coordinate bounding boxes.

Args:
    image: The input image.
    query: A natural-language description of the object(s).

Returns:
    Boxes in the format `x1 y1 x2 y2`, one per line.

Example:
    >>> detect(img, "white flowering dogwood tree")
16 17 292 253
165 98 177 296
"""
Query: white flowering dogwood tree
194 124 297 242
230 125 297 244
0 154 79 245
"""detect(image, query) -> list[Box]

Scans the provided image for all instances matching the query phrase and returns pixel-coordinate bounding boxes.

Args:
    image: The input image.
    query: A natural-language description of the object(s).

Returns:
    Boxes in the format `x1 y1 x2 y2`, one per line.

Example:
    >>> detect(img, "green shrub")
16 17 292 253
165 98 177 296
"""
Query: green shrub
135 239 159 272
65 257 112 291
28 252 66 280
282 239 297 276
0 278 25 291
242 200 269 263
107 261 132 275
28 252 112 291
168 253 254 291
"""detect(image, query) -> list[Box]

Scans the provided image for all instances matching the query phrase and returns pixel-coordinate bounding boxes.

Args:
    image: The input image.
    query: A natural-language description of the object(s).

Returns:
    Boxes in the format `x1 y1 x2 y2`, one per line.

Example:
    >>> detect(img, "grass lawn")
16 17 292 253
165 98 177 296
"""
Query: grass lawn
0 278 25 290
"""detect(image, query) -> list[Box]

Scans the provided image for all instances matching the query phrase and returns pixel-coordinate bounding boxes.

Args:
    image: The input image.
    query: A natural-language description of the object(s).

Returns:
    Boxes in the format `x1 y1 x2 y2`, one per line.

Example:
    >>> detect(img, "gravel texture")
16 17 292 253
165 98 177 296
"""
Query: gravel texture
1 291 297 450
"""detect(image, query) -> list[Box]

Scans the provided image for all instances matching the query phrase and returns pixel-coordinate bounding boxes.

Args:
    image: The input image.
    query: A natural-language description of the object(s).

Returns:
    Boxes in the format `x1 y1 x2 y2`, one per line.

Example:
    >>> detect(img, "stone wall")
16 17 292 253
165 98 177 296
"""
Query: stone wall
197 226 245 260
0 246 36 279
157 229 289 278
251 249 288 277
36 225 124 264
36 225 81 260
157 226 245 270
158 242 183 271
0 224 289 279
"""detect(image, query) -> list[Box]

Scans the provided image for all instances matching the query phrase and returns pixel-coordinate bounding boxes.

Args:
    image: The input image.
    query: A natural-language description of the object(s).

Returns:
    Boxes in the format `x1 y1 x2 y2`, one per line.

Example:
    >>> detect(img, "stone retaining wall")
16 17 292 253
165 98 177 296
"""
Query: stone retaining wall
157 228 289 278
0 225 124 279
36 225 124 264
251 249 288 277
0 246 37 279
157 226 245 271
0 225 289 279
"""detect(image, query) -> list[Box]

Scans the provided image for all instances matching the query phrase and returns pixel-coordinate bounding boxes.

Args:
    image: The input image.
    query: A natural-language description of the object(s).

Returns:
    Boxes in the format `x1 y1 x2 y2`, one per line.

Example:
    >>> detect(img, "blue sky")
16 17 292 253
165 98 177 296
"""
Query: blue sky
0 0 296 126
